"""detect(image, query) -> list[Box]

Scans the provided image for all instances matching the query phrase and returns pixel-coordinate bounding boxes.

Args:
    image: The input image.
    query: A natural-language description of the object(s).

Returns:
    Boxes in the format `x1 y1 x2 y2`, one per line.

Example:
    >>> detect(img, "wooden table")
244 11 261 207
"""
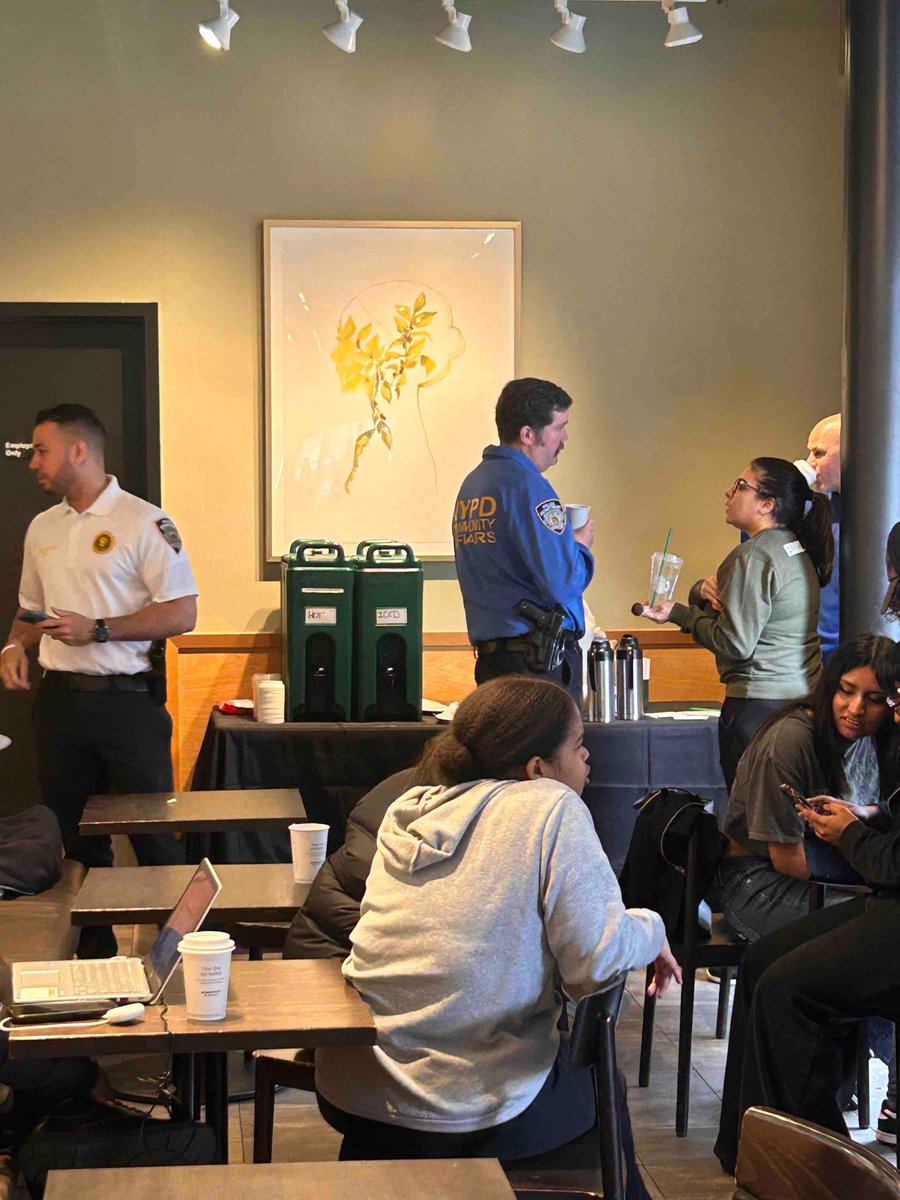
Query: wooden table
44 1159 517 1200
79 788 307 860
72 864 309 926
9 959 374 1162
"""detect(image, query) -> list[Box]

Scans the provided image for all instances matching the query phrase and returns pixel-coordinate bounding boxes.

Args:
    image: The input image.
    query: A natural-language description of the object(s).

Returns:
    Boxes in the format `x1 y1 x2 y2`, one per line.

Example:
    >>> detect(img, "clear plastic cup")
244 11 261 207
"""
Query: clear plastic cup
649 551 683 604
289 822 330 883
177 930 235 1021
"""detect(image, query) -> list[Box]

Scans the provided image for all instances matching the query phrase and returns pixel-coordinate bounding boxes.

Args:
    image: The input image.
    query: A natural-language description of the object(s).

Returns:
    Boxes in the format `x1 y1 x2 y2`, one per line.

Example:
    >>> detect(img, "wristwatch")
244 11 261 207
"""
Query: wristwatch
92 619 110 644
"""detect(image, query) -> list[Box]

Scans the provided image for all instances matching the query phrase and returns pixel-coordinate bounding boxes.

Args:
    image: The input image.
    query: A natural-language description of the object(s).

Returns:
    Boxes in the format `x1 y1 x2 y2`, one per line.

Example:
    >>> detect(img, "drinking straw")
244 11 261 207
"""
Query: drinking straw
649 527 673 608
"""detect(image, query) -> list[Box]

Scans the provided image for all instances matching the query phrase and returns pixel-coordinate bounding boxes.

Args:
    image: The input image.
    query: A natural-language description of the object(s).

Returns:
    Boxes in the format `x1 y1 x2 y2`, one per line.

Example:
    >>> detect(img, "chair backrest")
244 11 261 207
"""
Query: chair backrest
734 1106 900 1200
567 974 627 1200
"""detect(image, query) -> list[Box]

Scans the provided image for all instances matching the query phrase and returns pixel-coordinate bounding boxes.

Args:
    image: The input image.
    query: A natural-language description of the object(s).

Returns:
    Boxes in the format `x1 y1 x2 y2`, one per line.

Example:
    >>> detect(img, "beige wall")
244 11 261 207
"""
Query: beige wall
1 0 843 633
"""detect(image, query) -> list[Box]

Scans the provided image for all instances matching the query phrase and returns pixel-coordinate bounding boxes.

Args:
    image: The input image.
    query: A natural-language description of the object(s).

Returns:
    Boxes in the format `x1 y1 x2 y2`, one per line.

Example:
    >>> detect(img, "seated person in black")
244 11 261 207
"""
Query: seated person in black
0 954 106 1149
715 642 900 1174
283 769 415 961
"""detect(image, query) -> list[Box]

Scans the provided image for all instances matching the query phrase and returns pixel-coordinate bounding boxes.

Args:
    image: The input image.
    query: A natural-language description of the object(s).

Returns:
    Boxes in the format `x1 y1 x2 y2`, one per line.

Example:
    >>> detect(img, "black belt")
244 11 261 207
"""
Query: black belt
43 670 150 693
476 634 577 656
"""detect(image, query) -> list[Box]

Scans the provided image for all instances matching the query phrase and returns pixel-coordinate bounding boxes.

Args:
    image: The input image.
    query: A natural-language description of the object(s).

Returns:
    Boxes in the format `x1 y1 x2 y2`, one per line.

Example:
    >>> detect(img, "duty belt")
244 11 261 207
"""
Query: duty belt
475 633 577 656
43 670 151 693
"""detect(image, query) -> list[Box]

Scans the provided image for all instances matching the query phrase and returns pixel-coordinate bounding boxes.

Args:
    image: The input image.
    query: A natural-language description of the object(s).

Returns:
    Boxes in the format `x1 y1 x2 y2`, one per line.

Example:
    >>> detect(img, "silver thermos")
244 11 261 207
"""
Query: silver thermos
587 636 615 723
615 635 645 721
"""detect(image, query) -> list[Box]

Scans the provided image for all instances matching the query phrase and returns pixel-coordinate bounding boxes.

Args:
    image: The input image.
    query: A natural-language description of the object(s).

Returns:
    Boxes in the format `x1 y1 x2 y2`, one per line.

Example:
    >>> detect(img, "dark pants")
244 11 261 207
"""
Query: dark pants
718 697 788 792
475 643 583 704
0 1033 97 1105
318 1054 649 1200
715 894 900 1174
32 679 184 869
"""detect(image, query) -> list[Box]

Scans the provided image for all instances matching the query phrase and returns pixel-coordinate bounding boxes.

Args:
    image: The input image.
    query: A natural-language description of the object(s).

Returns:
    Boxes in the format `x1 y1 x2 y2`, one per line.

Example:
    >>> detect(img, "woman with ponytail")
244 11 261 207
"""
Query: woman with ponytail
314 676 678 1195
640 458 834 789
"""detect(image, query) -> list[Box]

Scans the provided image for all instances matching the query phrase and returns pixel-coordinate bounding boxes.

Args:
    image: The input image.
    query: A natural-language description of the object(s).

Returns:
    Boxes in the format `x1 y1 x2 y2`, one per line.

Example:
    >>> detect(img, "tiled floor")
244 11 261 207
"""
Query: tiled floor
189 965 895 1198
15 935 897 1200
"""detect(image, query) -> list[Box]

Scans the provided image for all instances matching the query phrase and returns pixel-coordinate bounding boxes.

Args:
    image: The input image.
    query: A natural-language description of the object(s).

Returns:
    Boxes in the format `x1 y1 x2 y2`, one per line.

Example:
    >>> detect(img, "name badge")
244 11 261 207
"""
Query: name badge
783 540 805 557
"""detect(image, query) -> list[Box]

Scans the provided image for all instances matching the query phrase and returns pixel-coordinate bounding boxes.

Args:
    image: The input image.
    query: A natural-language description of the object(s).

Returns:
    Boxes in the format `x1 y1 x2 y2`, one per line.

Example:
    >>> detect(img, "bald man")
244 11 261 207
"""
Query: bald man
807 414 841 661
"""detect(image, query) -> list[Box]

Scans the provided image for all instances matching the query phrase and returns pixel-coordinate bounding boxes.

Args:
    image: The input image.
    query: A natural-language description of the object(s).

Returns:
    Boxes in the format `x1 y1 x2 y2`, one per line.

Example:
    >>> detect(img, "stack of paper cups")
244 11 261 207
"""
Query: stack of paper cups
289 822 330 883
256 679 286 724
177 930 235 1021
252 672 281 717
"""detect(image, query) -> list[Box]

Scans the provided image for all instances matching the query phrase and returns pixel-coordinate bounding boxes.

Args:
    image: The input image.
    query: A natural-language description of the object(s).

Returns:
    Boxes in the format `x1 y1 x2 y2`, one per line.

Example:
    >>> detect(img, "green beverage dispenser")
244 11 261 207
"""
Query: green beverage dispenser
352 541 423 721
281 540 355 721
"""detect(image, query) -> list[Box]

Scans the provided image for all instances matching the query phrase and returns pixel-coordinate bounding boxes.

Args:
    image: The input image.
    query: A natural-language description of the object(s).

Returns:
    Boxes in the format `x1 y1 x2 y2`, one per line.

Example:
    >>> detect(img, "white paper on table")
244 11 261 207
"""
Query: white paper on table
645 711 714 720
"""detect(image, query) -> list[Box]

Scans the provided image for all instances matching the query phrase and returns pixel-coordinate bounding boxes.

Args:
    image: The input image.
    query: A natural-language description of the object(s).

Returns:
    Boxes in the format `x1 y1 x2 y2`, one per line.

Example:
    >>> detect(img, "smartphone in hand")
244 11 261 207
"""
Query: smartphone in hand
18 609 51 624
779 783 830 815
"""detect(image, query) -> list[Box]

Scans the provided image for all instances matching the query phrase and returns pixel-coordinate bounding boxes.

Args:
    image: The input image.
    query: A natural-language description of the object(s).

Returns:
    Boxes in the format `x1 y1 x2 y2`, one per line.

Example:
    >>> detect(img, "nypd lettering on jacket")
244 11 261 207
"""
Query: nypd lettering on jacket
453 445 594 643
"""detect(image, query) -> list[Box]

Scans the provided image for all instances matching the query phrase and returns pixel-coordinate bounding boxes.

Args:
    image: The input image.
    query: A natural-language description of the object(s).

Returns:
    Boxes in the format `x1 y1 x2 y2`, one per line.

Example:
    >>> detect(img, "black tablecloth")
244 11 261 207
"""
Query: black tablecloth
192 706 726 873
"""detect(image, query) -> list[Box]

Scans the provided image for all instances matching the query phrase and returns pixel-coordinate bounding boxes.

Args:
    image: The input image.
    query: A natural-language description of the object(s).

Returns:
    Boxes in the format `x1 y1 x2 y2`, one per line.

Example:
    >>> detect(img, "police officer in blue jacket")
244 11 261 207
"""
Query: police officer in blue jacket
453 378 594 699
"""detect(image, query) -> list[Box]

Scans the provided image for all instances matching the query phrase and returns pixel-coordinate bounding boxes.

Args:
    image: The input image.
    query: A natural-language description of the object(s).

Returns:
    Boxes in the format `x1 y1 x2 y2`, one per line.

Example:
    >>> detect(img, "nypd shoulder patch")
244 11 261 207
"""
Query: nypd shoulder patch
535 498 566 535
156 517 183 553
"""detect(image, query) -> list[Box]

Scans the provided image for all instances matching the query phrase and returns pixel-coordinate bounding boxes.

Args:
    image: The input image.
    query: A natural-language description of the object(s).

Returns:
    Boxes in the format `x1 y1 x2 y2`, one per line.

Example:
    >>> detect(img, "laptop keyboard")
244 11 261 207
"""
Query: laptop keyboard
69 958 142 997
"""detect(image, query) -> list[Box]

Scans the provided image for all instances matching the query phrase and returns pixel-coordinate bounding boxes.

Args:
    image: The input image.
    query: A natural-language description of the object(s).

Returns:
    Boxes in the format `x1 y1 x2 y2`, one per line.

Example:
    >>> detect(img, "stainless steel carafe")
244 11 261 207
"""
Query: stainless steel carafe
587 637 615 723
615 635 644 721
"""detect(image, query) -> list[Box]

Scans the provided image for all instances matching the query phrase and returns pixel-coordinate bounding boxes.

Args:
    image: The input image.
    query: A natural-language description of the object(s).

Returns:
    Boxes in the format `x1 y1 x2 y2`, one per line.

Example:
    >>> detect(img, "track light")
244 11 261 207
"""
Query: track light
435 0 472 52
550 0 586 54
663 1 702 48
323 0 364 53
198 0 240 51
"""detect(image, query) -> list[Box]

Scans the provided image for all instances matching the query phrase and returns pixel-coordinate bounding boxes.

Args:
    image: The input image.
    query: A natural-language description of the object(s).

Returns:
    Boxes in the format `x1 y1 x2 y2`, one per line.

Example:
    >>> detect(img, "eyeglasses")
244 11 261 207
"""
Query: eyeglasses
730 477 762 496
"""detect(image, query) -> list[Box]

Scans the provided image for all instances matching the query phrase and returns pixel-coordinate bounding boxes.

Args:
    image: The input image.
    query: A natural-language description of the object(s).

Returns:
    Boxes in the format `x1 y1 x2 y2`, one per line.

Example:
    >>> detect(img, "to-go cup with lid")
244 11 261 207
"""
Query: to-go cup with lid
177 930 236 1021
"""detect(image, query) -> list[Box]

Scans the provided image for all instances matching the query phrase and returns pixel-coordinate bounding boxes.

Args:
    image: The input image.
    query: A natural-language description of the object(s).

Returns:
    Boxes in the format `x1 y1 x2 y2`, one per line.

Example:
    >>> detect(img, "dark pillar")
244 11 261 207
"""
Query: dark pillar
842 0 900 638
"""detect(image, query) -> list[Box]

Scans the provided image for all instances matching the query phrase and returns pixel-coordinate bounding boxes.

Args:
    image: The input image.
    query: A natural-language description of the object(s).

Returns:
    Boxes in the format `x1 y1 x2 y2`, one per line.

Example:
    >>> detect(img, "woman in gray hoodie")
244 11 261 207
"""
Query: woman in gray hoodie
315 676 678 1187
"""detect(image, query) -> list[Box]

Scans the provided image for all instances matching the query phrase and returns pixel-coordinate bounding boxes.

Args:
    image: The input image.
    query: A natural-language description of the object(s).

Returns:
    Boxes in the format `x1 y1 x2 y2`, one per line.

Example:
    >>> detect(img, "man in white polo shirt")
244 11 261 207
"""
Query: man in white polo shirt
0 405 198 953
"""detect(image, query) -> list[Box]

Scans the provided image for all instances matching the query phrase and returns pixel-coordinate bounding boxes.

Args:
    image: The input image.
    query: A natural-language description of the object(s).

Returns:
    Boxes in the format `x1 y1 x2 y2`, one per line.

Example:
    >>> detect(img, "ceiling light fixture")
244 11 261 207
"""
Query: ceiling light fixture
198 0 240 51
435 0 472 52
323 0 364 53
550 0 586 54
662 0 702 48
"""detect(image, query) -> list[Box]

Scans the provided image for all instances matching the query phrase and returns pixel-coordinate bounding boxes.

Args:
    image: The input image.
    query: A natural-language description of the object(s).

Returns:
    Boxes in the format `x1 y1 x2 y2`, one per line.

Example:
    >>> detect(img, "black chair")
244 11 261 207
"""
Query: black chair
506 974 628 1200
254 975 630 1200
638 824 747 1136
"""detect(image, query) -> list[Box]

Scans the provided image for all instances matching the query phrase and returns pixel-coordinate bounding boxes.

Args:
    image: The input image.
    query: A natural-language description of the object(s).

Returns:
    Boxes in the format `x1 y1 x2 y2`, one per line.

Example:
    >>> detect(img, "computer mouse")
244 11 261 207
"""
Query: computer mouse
104 1003 146 1025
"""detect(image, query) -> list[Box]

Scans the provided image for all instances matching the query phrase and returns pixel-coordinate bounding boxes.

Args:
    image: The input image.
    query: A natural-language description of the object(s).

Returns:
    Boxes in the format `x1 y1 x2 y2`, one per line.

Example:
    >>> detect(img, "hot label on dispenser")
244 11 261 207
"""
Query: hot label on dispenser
305 607 337 626
376 607 407 627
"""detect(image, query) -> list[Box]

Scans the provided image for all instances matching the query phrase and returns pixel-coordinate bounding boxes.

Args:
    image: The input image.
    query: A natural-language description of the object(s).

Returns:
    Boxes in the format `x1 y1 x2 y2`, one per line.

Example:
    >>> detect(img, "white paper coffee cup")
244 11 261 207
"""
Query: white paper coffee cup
565 503 590 530
177 930 235 1021
256 680 286 724
289 822 329 883
252 673 281 717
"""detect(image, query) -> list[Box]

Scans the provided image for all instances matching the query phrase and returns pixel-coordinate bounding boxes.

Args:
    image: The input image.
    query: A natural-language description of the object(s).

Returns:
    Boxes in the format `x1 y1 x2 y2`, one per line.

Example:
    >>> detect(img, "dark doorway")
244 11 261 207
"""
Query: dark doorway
0 304 160 814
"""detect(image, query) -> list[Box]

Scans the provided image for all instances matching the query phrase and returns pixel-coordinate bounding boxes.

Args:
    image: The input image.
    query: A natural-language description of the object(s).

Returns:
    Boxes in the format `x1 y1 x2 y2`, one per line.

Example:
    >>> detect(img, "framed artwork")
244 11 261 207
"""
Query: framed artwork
263 219 520 563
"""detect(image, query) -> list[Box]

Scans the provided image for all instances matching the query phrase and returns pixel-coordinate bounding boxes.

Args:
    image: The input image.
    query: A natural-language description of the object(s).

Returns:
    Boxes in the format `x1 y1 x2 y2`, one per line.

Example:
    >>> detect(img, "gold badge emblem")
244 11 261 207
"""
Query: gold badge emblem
93 531 115 554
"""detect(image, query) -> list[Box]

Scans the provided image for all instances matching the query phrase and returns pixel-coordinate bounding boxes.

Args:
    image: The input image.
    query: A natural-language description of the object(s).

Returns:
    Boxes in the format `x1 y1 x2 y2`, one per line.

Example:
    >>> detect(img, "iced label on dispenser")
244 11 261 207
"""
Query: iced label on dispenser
305 607 337 625
376 607 408 626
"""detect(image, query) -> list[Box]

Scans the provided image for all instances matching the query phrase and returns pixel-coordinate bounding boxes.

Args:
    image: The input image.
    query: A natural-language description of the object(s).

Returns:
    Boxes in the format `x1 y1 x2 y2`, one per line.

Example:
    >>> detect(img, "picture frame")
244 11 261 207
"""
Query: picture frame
263 219 520 566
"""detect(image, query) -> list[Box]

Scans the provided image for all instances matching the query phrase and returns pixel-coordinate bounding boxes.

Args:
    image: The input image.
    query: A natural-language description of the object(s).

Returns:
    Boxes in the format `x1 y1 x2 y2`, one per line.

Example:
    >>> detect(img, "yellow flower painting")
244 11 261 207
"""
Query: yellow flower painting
331 282 465 492
264 221 518 561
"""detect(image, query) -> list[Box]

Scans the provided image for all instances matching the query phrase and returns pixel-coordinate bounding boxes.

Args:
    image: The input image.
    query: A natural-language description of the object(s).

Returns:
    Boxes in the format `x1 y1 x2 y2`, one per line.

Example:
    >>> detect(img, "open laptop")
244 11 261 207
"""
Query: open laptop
12 858 222 1007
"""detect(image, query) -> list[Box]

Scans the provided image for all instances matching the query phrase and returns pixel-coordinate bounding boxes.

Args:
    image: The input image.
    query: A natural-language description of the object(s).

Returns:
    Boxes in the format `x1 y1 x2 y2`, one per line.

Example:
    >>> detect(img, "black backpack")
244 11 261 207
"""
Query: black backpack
619 788 725 943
